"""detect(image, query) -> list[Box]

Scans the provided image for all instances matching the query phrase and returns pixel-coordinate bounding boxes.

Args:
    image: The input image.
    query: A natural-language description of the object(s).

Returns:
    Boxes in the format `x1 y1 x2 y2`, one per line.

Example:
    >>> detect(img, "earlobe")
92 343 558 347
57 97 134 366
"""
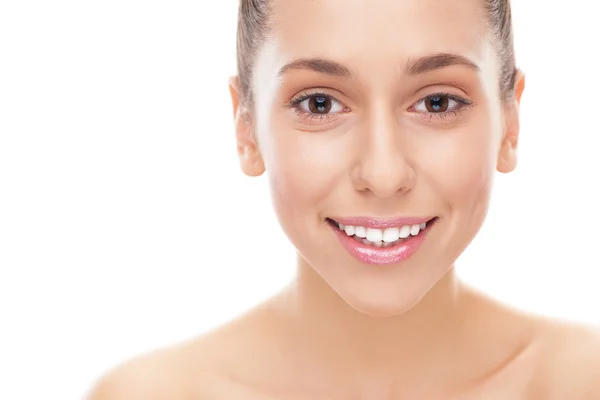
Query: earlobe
497 69 525 174
228 76 265 177
497 139 517 174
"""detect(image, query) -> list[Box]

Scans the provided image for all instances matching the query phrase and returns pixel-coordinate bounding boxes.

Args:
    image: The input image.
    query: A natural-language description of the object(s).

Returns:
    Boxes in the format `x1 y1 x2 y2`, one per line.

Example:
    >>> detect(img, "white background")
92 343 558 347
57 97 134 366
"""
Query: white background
1 1 599 399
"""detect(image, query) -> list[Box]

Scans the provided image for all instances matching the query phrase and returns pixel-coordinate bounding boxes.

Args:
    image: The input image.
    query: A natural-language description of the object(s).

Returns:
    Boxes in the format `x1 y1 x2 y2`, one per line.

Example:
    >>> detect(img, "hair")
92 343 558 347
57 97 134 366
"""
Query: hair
236 0 517 107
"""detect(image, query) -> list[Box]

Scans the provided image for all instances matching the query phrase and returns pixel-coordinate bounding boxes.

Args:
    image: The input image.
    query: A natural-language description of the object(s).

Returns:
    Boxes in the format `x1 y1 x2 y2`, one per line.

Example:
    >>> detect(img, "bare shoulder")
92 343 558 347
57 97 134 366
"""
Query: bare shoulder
83 304 276 400
84 335 233 400
529 319 600 399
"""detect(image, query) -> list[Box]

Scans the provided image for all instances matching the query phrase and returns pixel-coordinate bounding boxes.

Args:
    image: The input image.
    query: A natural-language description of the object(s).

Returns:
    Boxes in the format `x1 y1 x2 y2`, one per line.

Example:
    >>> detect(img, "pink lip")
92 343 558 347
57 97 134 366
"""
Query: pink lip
328 218 437 266
331 216 434 229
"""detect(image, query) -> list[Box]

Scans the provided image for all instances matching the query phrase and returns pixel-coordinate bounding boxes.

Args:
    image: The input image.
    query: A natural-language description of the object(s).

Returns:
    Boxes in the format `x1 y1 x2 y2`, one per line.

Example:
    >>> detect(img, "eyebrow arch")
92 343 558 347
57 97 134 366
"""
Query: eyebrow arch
277 58 352 78
405 52 480 75
276 52 480 79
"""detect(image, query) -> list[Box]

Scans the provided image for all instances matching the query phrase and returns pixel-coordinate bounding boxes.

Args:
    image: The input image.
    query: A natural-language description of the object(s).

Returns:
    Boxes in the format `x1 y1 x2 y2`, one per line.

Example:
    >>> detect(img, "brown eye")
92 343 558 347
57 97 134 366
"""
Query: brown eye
293 92 345 117
424 95 449 113
411 92 472 122
308 95 332 114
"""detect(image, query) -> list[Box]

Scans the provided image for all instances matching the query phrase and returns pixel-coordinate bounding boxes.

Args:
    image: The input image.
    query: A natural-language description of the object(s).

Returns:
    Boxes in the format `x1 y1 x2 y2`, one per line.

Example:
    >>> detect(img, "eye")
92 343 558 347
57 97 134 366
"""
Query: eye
413 94 469 114
410 93 473 123
286 91 349 127
295 93 345 115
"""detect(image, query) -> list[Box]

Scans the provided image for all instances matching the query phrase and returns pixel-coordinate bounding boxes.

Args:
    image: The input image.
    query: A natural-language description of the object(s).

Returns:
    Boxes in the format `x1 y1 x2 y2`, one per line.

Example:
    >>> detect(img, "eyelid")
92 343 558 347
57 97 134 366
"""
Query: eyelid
408 92 474 122
287 89 346 108
284 90 350 127
284 89 474 127
412 92 473 108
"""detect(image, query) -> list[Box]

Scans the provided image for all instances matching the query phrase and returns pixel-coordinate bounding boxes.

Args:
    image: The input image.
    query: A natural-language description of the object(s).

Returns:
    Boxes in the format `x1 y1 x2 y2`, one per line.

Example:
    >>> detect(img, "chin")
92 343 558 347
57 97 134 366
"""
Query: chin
336 284 430 318
327 260 455 318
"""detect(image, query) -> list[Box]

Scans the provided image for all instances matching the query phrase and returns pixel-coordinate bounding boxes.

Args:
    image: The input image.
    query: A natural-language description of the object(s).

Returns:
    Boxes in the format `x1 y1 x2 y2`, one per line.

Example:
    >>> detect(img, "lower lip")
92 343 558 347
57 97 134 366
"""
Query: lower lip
329 219 436 266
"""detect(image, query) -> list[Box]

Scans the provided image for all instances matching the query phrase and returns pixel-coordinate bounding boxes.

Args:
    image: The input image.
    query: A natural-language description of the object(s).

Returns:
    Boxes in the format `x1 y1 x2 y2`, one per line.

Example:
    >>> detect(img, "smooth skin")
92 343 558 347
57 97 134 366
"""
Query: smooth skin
88 0 600 398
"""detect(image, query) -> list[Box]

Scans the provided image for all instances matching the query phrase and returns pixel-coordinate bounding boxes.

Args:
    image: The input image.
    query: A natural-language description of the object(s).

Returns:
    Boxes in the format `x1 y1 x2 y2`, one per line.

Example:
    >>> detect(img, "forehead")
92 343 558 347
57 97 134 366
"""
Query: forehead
267 0 491 76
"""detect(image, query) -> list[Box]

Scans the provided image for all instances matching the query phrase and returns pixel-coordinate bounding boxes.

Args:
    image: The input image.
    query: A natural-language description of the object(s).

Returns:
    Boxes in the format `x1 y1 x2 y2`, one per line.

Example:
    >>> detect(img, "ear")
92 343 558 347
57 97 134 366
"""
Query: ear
497 69 525 174
229 76 265 177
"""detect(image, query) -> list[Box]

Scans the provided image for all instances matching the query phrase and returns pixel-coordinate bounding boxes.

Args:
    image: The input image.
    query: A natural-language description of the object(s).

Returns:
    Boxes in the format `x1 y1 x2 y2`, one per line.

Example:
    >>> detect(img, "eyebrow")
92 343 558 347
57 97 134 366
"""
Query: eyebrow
277 58 352 78
404 53 480 75
276 52 480 78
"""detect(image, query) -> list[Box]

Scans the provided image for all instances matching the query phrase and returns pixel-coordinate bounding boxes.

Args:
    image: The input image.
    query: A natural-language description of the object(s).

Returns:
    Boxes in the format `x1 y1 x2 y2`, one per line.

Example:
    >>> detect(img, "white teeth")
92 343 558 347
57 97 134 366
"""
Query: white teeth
344 225 355 236
382 227 400 243
410 224 420 236
335 219 432 247
399 225 411 239
366 228 383 242
355 226 367 238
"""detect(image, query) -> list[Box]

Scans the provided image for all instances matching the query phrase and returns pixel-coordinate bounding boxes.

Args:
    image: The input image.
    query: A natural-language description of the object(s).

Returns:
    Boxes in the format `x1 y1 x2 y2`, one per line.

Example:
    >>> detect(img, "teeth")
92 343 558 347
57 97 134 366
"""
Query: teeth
344 225 355 236
399 225 411 239
382 227 400 243
354 226 367 238
410 224 420 236
366 228 383 242
335 220 431 247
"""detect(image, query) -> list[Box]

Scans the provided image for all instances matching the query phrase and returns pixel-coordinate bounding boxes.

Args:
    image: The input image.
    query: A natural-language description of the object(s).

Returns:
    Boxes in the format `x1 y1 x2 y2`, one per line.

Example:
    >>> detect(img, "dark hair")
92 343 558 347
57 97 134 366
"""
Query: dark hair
236 0 516 106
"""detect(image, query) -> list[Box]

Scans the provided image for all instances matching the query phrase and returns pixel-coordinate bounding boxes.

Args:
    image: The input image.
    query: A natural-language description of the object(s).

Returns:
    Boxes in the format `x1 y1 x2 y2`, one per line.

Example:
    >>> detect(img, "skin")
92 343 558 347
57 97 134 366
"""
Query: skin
88 0 600 398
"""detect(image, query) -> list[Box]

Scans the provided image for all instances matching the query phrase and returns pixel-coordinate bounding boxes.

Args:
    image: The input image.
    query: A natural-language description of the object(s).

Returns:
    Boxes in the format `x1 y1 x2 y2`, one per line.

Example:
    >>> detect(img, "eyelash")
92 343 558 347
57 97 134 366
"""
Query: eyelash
285 90 349 124
410 93 474 123
286 91 474 124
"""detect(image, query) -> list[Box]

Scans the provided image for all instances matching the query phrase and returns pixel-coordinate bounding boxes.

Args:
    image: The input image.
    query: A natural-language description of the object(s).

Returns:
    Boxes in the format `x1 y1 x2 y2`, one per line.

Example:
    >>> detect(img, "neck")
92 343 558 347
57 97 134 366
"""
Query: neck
263 257 534 396
273 256 481 391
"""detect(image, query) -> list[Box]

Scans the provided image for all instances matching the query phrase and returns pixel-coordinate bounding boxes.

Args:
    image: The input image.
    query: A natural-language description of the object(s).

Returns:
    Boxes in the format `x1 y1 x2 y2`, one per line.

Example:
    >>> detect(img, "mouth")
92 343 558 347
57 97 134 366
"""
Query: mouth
327 217 436 248
326 216 438 265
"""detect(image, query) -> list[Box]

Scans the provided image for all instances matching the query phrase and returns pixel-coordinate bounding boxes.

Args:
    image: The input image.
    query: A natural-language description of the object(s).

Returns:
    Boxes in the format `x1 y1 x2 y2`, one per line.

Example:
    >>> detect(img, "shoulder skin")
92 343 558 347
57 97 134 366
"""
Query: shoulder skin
529 321 600 399
84 340 219 400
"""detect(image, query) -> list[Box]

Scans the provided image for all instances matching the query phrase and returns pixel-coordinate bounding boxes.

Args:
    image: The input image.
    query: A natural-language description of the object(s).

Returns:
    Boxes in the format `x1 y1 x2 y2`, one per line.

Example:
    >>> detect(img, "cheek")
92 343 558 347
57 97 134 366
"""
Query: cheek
419 113 499 256
262 118 348 242
439 140 495 207
418 110 499 208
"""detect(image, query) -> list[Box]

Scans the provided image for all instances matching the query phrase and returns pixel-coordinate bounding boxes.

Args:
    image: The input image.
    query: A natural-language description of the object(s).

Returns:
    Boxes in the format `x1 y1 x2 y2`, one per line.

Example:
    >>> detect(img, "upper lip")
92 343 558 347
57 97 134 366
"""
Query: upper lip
329 216 436 229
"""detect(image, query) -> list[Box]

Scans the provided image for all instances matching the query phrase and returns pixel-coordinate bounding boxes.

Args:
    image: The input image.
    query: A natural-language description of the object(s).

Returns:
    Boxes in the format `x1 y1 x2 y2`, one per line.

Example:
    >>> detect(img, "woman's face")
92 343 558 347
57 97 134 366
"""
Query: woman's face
232 0 523 316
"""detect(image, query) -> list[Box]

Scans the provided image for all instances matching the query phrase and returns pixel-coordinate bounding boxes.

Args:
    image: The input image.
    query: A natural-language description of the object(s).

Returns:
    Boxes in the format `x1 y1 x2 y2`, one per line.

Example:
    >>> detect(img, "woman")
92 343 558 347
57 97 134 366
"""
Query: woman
89 0 600 398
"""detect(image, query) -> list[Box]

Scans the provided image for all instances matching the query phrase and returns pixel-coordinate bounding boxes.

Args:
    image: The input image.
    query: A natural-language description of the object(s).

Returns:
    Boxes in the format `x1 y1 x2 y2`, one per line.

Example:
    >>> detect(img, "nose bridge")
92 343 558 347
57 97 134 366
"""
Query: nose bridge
352 104 415 197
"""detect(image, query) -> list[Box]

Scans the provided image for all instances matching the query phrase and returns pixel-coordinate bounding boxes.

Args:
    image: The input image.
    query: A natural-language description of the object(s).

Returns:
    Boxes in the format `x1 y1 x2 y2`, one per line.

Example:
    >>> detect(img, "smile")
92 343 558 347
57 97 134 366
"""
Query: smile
326 216 438 265
329 219 429 248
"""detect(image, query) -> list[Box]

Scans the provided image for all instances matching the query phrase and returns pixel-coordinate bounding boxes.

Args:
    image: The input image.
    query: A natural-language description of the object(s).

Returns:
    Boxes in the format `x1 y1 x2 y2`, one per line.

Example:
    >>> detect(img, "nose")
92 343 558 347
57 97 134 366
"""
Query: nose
351 108 416 198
